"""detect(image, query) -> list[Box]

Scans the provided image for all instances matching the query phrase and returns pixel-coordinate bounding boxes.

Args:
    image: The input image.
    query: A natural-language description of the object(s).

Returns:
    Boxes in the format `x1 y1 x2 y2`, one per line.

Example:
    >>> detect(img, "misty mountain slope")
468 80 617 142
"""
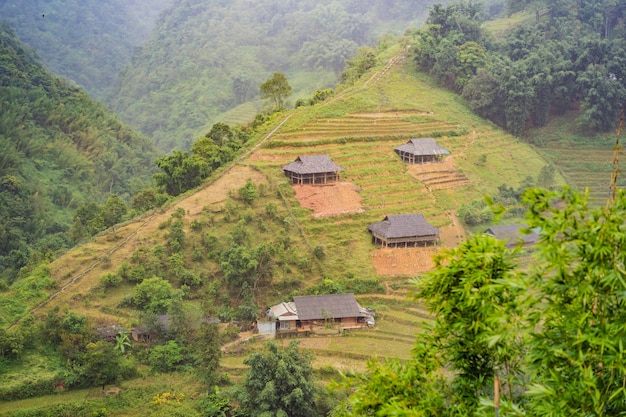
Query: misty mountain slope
0 26 159 280
108 0 441 151
0 0 173 100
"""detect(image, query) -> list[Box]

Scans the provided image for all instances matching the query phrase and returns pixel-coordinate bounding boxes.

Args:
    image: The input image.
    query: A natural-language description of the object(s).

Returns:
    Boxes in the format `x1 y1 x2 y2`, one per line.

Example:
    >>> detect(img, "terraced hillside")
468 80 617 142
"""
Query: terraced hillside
248 49 560 288
538 146 617 203
527 115 621 204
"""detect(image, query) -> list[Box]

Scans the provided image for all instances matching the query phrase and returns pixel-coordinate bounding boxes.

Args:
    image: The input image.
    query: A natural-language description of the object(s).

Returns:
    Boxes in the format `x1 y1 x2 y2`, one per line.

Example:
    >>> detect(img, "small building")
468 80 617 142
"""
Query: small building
259 294 374 337
294 293 368 330
264 302 299 336
484 225 539 248
368 214 440 247
96 325 126 343
282 155 344 185
395 138 449 164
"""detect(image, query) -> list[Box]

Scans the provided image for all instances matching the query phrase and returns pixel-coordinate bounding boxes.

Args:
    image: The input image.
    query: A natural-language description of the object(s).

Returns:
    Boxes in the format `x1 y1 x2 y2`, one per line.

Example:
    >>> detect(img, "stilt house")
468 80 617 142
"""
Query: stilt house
395 138 449 164
282 155 343 185
368 214 440 247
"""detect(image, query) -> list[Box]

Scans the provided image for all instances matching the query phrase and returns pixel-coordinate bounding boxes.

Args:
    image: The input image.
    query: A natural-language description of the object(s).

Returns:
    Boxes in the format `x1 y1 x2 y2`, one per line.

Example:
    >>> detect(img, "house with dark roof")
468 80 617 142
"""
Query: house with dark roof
484 225 539 248
282 155 344 185
395 138 450 164
258 294 374 337
368 214 440 247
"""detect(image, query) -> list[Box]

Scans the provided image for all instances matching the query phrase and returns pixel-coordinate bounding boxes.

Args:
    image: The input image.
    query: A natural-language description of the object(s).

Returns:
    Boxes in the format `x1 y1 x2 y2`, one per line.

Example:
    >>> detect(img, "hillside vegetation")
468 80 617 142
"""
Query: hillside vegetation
0 0 173 100
0 26 159 281
107 0 444 150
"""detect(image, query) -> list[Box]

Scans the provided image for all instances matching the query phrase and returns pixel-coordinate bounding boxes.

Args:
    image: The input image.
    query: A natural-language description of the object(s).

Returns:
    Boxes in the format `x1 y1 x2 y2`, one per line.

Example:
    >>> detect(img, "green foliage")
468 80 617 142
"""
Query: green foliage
133 276 176 314
260 72 293 110
0 0 171 100
342 187 626 415
0 26 157 276
193 323 222 386
457 199 494 226
417 0 626 135
340 46 377 85
240 340 319 417
237 179 258 205
107 1 433 149
154 151 210 197
416 234 518 403
82 341 122 389
99 273 121 289
149 341 184 373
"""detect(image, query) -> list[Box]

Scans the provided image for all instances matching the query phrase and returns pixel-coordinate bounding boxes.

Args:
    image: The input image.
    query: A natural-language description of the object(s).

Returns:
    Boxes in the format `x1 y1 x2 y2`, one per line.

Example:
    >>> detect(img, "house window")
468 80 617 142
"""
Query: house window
280 321 290 330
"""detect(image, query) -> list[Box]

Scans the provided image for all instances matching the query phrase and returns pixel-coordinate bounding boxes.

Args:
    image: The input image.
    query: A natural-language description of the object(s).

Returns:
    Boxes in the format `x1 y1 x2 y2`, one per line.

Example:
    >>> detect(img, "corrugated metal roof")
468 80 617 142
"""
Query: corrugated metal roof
294 293 362 321
282 155 344 174
394 138 449 156
268 302 298 320
368 214 440 238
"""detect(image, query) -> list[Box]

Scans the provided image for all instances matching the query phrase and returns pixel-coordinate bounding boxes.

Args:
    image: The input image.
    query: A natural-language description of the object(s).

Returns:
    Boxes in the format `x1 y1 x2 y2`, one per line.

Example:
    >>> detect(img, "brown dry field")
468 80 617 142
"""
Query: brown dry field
369 215 465 277
291 182 364 218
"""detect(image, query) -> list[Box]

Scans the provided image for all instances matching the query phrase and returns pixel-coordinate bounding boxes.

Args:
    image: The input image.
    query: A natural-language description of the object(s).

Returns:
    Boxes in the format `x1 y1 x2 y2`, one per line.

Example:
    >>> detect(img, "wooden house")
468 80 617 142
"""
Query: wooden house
394 138 449 164
484 225 539 248
368 214 440 247
282 155 344 185
259 294 374 337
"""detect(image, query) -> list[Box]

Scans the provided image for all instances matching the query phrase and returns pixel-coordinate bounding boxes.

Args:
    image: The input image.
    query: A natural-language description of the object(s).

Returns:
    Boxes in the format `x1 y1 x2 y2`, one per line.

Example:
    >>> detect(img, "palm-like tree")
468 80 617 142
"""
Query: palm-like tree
114 331 131 354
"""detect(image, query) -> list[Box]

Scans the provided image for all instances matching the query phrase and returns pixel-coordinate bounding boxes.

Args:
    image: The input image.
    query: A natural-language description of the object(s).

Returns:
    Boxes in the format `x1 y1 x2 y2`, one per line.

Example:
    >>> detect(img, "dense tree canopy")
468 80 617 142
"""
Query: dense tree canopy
0 0 171 100
240 341 319 417
413 0 626 136
0 26 158 279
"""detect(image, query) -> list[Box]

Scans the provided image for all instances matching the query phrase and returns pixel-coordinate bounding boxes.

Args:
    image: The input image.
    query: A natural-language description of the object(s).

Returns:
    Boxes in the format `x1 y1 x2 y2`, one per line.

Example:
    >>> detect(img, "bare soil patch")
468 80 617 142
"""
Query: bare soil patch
371 247 438 277
370 211 465 277
292 182 364 218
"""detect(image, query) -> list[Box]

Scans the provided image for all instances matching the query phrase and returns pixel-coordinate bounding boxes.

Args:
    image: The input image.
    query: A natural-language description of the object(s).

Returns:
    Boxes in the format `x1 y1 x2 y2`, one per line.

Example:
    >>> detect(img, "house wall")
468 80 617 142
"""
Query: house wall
284 171 339 185
370 232 439 248
257 321 276 335
396 150 442 164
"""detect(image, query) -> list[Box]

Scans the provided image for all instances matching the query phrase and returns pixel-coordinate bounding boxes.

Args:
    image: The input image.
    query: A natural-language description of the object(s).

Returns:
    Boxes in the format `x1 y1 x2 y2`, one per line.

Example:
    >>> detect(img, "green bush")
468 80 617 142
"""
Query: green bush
99 273 121 288
148 341 184 373
0 376 56 401
7 403 89 417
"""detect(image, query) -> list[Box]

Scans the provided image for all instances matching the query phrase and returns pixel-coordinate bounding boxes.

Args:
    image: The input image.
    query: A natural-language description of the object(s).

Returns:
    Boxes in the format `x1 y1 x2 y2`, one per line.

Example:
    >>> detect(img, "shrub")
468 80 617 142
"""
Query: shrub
148 341 184 373
99 273 121 288
133 277 175 314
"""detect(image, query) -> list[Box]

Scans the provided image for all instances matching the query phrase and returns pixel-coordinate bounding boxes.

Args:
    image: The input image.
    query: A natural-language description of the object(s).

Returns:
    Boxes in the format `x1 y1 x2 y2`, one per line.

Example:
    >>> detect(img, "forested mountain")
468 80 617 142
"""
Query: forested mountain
0 0 173 100
108 0 443 150
0 26 159 281
410 0 626 136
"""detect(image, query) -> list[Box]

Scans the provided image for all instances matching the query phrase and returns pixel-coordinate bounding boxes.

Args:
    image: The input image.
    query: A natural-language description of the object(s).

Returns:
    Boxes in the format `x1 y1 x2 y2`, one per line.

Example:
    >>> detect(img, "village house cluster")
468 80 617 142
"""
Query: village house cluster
258 137 450 336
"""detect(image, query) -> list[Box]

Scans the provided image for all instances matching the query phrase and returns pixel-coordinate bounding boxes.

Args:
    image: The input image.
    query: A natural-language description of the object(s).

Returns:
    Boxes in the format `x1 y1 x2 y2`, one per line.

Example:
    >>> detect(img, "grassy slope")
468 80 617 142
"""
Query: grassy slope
0 42 565 415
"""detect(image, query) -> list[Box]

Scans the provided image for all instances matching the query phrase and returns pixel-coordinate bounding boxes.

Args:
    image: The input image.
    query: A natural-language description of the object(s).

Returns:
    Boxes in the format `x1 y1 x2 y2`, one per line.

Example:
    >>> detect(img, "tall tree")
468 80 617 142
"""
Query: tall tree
239 340 319 417
260 72 292 110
